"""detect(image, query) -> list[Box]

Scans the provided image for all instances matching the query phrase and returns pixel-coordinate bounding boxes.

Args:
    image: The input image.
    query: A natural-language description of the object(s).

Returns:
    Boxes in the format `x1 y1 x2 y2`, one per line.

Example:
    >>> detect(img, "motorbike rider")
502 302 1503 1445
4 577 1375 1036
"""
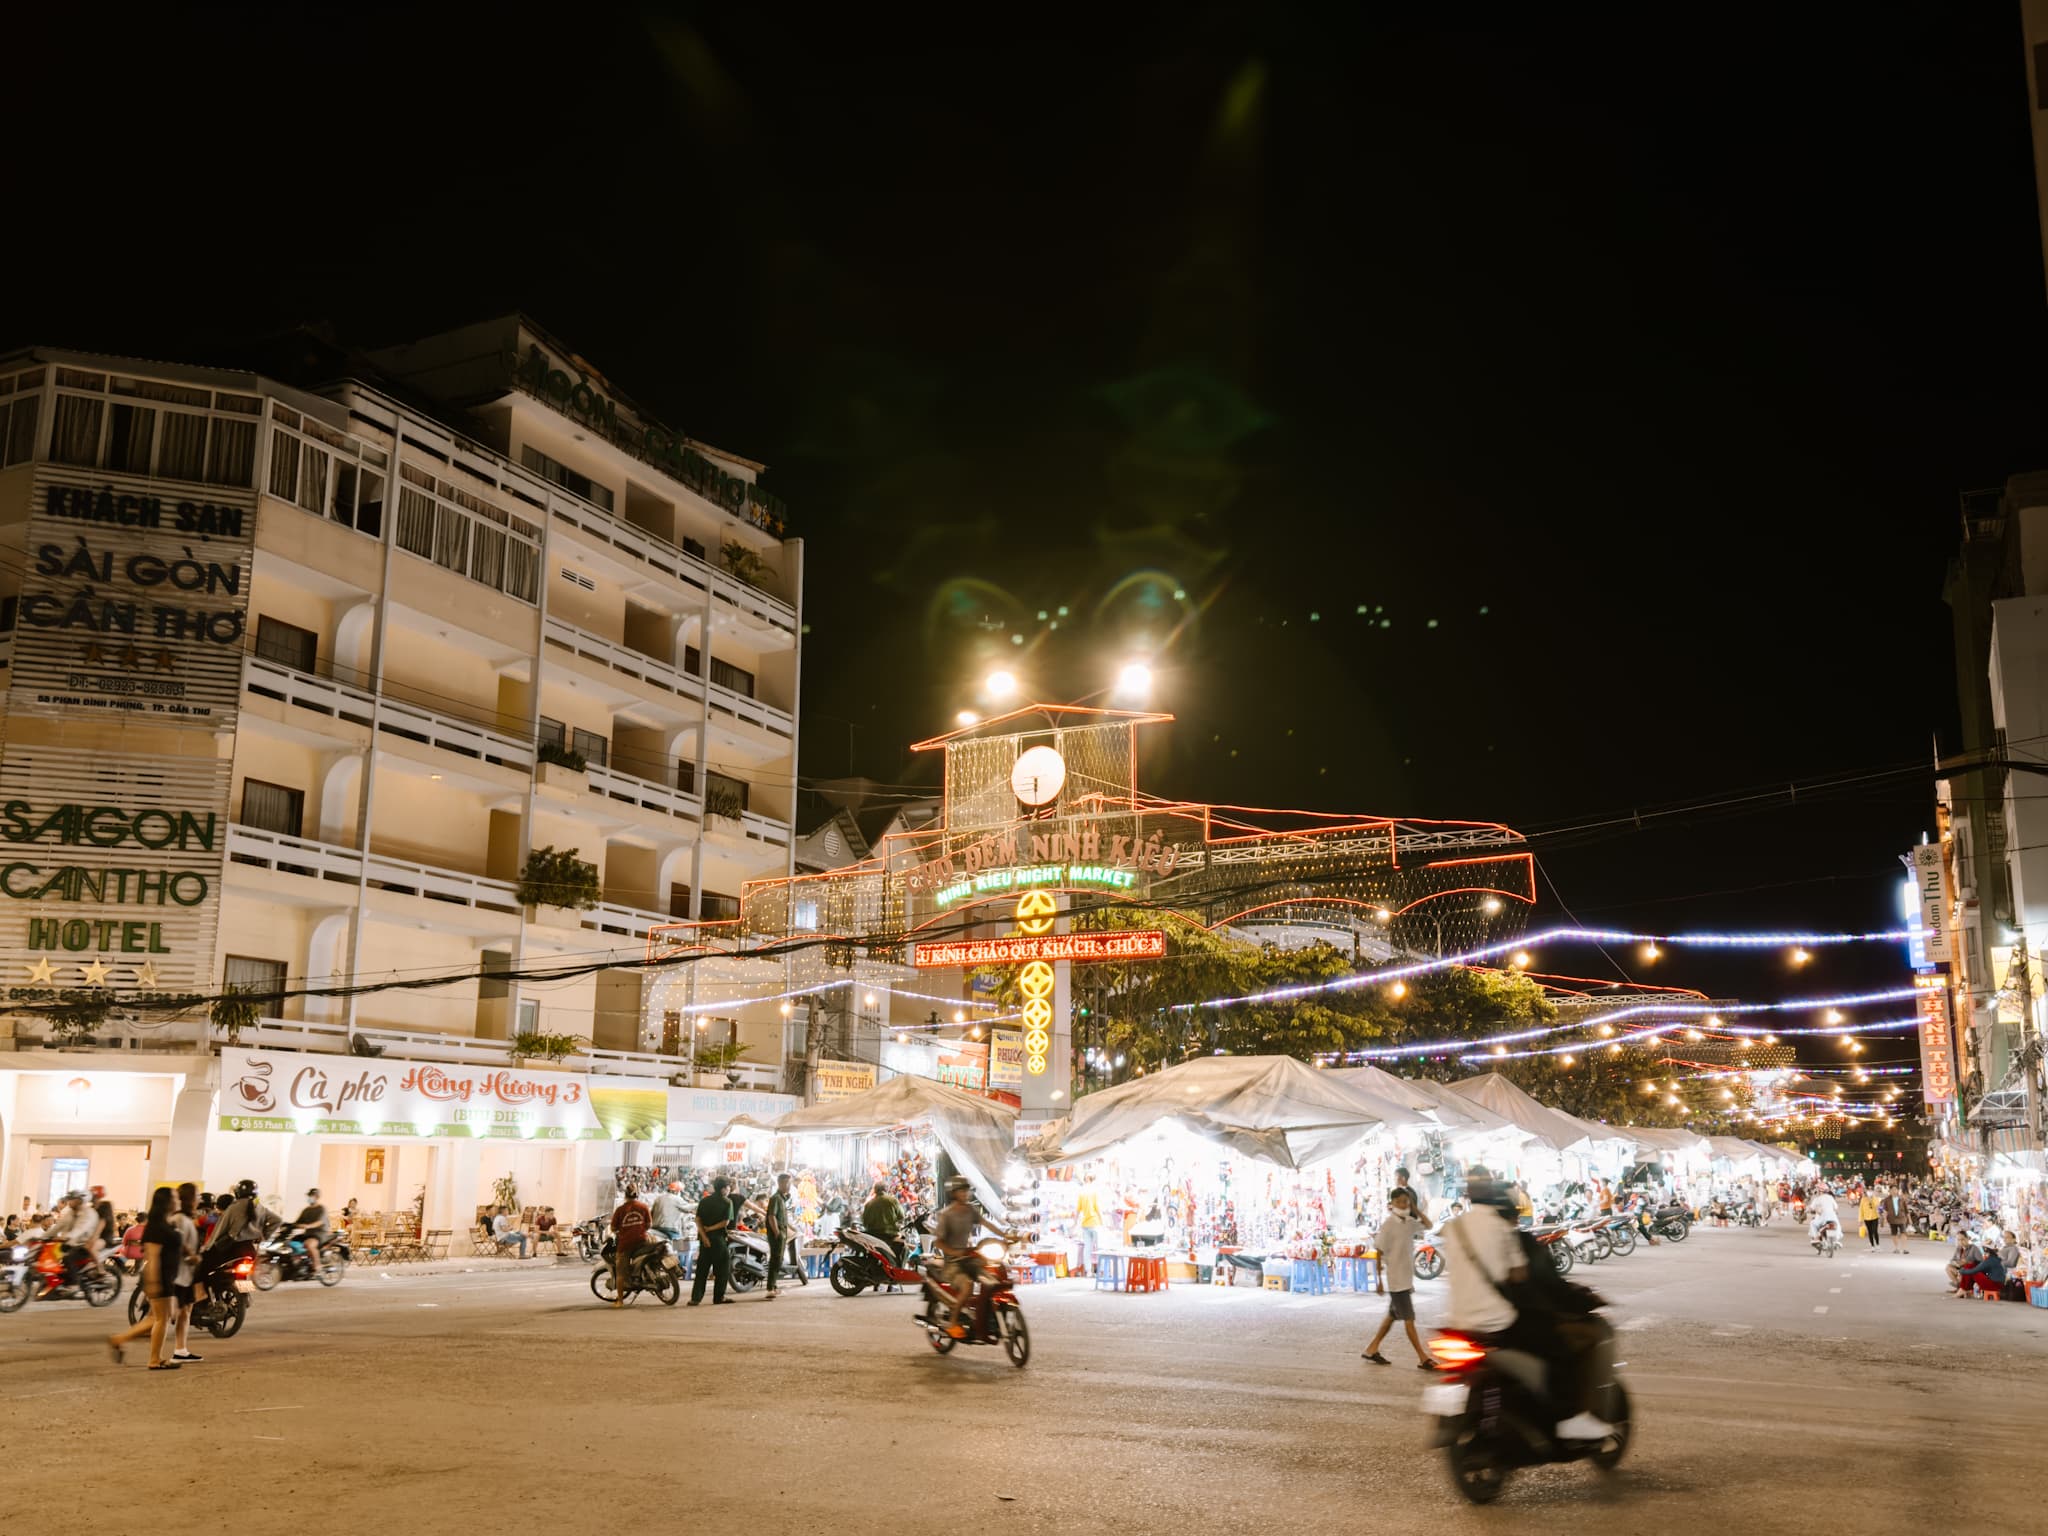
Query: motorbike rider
861 1181 905 1264
931 1175 982 1340
199 1179 277 1299
609 1185 650 1307
1806 1184 1841 1247
649 1181 690 1257
51 1191 101 1286
1442 1171 1615 1441
286 1188 329 1278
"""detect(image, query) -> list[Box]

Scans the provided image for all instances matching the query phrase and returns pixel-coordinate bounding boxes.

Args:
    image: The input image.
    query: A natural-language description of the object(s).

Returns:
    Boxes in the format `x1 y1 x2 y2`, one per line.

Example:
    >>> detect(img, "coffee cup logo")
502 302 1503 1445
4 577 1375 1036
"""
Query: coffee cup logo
232 1060 274 1112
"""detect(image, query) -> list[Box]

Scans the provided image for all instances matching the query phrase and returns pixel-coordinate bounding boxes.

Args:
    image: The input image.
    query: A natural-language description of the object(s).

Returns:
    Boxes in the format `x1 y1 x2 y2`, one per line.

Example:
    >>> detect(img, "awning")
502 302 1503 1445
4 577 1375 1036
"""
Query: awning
1625 1126 1712 1159
1443 1074 1622 1153
1325 1067 1527 1139
718 1074 1018 1211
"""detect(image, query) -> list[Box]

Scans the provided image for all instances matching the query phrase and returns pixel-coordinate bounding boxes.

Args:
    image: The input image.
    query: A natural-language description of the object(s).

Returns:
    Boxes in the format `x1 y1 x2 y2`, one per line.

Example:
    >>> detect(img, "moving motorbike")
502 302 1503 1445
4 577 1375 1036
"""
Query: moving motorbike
913 1235 1029 1367
1423 1319 1632 1504
0 1241 40 1312
1413 1235 1445 1282
125 1253 256 1338
252 1227 349 1290
590 1235 682 1305
828 1210 929 1296
1811 1220 1842 1258
15 1242 121 1308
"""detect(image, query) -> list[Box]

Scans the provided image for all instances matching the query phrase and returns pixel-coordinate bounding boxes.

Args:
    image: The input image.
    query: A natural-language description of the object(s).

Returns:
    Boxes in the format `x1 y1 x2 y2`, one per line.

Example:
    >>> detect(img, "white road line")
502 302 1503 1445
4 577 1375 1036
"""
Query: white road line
1828 1287 1842 1294
1813 1305 1830 1314
232 1405 303 1414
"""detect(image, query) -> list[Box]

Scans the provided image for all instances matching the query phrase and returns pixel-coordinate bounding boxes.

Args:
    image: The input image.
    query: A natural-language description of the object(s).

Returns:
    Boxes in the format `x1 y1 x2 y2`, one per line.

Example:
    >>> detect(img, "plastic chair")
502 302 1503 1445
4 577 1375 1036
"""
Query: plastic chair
1093 1253 1126 1291
1289 1258 1331 1295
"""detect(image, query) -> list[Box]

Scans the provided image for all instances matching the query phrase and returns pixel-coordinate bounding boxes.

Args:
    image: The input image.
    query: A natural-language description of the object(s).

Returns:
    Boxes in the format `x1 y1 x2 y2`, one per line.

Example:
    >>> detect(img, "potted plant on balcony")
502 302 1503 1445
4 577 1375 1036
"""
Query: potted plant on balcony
692 1039 753 1089
47 996 110 1048
508 1028 584 1068
212 983 259 1049
535 738 588 793
704 785 745 832
717 539 777 592
517 845 601 928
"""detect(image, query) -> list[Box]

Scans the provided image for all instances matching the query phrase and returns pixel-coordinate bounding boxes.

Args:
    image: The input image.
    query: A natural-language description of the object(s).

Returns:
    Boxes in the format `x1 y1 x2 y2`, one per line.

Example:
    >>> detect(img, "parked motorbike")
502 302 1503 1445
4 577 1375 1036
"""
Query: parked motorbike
1413 1236 1445 1282
1649 1203 1691 1242
1423 1319 1631 1504
828 1210 930 1296
1599 1214 1638 1256
18 1243 121 1308
125 1254 255 1338
913 1235 1029 1367
590 1235 682 1305
573 1219 606 1263
252 1228 349 1290
729 1220 806 1292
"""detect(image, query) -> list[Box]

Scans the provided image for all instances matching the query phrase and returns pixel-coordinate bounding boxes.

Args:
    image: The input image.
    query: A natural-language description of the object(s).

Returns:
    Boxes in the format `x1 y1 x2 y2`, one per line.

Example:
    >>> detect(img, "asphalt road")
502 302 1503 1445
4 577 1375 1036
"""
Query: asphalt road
4 1220 2040 1532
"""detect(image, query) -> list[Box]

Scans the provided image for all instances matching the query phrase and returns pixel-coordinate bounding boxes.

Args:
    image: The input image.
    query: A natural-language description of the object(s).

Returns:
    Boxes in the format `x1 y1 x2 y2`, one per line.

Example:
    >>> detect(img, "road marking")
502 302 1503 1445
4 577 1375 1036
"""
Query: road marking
1813 1305 1830 1314
1828 1287 1842 1294
233 1405 303 1414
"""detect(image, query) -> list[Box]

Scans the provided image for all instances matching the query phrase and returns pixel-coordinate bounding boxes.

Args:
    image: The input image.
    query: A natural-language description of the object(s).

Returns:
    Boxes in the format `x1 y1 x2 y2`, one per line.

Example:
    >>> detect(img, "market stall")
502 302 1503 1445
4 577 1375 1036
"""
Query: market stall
1441 1073 1633 1192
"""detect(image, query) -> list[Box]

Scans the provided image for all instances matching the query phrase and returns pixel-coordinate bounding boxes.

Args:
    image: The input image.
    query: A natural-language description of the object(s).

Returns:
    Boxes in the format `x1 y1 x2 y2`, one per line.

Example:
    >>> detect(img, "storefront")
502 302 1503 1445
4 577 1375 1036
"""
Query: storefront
0 1064 185 1213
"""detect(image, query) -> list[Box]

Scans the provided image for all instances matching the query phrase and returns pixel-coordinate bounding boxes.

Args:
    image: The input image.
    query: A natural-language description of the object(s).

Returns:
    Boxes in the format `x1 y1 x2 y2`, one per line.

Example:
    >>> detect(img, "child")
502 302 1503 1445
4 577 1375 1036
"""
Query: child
1362 1188 1435 1369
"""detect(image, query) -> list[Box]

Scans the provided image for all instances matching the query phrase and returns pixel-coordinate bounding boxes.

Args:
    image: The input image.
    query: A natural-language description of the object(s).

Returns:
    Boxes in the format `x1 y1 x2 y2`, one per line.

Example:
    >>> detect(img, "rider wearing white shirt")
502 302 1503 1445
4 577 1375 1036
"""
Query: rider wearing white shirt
1442 1200 1522 1334
1806 1188 1839 1239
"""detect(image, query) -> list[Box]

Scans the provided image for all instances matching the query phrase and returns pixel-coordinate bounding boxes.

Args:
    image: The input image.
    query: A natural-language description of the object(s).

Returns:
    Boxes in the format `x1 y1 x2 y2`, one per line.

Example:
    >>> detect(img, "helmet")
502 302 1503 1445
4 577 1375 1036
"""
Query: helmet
945 1176 972 1195
233 1179 259 1200
64 1189 84 1202
1462 1172 1517 1219
668 1182 683 1193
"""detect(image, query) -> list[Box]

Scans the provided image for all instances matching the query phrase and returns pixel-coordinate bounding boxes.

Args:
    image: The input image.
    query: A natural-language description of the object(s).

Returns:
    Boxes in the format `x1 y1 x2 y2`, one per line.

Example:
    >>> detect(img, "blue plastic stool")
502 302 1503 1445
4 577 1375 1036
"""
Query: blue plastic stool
1094 1253 1126 1291
1289 1258 1331 1295
803 1253 829 1278
1333 1256 1372 1292
1034 1263 1057 1285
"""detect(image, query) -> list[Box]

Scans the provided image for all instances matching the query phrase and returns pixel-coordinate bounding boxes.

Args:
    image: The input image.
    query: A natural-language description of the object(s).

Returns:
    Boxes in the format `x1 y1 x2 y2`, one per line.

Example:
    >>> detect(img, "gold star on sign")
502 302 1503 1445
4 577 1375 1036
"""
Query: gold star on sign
81 642 106 666
133 962 158 988
78 958 111 986
116 644 142 669
152 650 177 672
26 956 55 985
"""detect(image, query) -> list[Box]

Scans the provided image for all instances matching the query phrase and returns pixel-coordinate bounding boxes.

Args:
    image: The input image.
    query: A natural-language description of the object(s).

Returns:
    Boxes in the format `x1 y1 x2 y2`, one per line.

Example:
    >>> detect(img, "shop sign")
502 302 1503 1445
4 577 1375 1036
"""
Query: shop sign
815 1059 876 1101
723 1140 748 1164
911 931 1166 968
215 1047 669 1140
1914 976 1956 1109
989 1029 1024 1089
1910 844 1953 966
906 822 1187 897
936 1051 986 1090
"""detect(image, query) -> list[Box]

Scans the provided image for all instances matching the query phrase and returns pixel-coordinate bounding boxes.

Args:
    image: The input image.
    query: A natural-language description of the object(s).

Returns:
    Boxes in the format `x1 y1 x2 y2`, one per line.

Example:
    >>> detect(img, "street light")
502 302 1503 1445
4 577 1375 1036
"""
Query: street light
955 710 979 727
1482 896 1503 915
985 669 1019 701
1114 660 1153 703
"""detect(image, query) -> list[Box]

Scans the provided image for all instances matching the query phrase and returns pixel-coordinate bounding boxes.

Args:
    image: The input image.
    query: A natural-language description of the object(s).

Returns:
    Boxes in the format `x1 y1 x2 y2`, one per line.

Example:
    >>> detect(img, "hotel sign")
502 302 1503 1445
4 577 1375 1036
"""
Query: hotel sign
911 930 1167 968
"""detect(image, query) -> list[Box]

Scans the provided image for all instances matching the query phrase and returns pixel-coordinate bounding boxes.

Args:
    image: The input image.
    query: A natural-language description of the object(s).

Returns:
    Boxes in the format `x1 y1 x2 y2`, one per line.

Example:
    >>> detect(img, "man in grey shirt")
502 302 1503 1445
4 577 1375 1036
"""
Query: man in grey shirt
931 1177 981 1338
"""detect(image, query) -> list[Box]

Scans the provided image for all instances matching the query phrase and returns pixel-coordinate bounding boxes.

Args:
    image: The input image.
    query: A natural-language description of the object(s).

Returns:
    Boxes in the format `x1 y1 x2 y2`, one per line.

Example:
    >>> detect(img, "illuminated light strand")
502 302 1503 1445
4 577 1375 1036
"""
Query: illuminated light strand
1473 1014 1919 1063
669 977 1009 1015
1174 926 1928 1012
1322 990 1923 1064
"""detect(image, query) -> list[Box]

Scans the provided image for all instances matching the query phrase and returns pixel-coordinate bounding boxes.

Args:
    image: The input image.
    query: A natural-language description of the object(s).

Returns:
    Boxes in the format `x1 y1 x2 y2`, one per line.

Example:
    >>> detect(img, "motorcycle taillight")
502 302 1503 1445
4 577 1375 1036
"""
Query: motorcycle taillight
1428 1333 1489 1370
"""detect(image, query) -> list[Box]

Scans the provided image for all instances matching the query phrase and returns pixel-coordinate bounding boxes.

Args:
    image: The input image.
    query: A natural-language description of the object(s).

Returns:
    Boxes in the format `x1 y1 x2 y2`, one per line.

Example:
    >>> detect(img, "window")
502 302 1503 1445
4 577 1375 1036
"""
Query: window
0 371 42 467
49 393 102 465
701 891 741 922
792 899 820 932
478 949 511 1001
709 657 754 697
521 444 615 511
269 409 386 533
43 371 256 484
682 537 706 562
676 759 696 794
572 727 609 767
395 462 541 603
669 882 692 918
223 954 287 1001
537 715 566 751
239 778 305 837
253 615 318 673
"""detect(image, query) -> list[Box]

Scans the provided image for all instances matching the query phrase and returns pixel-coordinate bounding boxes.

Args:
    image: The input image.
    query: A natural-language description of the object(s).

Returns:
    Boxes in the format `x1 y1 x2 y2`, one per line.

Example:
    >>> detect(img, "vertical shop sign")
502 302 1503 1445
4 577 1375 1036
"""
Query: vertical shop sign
1910 843 1953 966
1914 975 1956 1109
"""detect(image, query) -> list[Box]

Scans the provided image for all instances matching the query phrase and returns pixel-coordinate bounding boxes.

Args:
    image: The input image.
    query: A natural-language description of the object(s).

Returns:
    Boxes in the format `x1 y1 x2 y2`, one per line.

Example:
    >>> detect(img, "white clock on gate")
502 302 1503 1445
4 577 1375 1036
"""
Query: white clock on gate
1011 745 1066 807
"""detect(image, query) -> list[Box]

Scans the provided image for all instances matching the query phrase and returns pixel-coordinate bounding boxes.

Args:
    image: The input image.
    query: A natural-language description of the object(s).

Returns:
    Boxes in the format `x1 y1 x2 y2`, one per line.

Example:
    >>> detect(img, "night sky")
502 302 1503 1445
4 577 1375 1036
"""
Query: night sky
13 9 2047 1005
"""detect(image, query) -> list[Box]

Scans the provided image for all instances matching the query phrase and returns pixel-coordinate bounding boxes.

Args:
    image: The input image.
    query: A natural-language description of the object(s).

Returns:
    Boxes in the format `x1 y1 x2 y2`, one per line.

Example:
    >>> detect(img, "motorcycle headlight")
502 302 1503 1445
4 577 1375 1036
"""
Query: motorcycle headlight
976 1239 1008 1263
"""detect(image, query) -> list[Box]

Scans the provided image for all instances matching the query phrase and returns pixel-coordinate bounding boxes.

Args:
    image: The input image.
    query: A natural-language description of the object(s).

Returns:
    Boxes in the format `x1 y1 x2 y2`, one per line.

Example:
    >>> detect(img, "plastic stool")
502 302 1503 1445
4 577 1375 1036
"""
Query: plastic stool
1126 1255 1168 1292
1094 1253 1126 1291
1289 1258 1331 1295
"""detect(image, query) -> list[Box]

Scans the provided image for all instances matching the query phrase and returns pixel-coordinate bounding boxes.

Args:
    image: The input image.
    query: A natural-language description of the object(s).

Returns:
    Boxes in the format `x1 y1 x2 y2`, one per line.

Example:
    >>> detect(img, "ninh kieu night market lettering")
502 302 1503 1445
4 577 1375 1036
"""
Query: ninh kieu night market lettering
913 825 1182 896
936 863 1141 908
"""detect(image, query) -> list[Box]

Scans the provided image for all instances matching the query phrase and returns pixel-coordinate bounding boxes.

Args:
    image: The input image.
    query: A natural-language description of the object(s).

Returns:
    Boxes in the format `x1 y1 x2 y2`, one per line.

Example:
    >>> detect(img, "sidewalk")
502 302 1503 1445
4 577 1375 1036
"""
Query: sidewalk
353 1253 588 1279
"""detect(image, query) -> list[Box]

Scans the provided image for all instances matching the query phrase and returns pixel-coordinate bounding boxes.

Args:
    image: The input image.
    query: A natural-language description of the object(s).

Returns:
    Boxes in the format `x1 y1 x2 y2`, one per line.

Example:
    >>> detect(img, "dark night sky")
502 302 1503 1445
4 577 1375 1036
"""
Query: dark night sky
13 8 2048 1001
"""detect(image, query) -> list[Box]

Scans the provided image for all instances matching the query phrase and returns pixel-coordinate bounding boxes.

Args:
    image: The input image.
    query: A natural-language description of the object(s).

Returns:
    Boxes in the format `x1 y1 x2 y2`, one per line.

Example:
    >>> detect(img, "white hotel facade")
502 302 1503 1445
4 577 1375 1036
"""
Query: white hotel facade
0 317 809 1232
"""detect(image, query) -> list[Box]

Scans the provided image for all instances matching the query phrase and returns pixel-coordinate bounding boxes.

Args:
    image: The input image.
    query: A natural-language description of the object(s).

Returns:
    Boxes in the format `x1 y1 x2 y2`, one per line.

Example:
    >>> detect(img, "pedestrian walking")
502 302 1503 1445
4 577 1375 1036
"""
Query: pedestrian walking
690 1175 735 1306
107 1186 180 1370
1362 1188 1434 1369
1858 1188 1881 1251
764 1172 795 1298
1882 1185 1909 1254
168 1182 203 1363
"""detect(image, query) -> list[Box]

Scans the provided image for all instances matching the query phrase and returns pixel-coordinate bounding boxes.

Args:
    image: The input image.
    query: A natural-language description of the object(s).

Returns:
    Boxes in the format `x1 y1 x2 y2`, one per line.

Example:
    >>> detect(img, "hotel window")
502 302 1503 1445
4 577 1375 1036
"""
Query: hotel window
709 657 754 697
239 778 305 838
223 955 287 1002
520 444 615 511
394 463 541 603
46 370 257 484
701 891 741 922
253 615 318 673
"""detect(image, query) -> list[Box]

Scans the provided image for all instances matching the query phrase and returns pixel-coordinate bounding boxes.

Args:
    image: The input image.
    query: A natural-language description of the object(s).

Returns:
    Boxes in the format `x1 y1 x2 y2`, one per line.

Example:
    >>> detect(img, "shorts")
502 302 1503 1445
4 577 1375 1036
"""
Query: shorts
173 1282 195 1305
1384 1288 1415 1321
1887 1221 1904 1235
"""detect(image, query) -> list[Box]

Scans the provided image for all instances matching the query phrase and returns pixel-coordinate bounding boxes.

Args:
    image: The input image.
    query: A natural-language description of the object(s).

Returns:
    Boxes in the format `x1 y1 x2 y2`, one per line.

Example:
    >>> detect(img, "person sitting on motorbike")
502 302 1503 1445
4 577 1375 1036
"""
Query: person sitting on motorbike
287 1189 329 1277
199 1179 276 1299
51 1191 101 1285
649 1182 690 1245
1442 1171 1615 1441
862 1181 906 1263
931 1176 982 1340
1806 1186 1840 1245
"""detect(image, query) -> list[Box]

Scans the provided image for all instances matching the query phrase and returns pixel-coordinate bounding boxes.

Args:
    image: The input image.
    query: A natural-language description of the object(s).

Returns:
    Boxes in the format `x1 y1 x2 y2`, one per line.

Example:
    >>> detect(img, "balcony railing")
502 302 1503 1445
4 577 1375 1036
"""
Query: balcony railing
585 759 704 826
708 679 795 740
542 617 704 707
549 494 796 635
242 654 535 772
226 825 521 918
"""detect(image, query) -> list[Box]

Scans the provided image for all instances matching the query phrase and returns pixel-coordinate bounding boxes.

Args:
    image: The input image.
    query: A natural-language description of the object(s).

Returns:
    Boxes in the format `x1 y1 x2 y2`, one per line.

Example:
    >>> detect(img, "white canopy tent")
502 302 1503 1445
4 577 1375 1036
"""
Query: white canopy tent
718 1075 1019 1211
1028 1055 1434 1170
1444 1074 1620 1155
1624 1125 1713 1169
1325 1066 1526 1139
1705 1135 1768 1172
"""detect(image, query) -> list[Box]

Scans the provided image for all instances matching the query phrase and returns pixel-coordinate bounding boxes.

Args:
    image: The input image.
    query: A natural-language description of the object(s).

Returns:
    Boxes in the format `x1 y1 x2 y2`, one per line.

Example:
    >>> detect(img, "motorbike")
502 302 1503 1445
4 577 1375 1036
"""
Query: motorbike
19 1242 121 1308
729 1219 806 1293
590 1235 682 1305
125 1253 256 1338
0 1241 39 1312
1811 1220 1842 1258
1413 1236 1445 1282
913 1235 1029 1367
1423 1318 1632 1504
1734 1202 1765 1229
1527 1225 1581 1276
1649 1202 1691 1242
1597 1214 1637 1256
828 1210 930 1296
252 1228 349 1290
573 1219 607 1263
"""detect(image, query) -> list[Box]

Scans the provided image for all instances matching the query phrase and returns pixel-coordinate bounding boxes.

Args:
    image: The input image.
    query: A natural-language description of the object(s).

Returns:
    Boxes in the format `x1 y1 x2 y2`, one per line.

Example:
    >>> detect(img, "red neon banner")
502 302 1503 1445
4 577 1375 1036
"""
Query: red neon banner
912 931 1168 968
